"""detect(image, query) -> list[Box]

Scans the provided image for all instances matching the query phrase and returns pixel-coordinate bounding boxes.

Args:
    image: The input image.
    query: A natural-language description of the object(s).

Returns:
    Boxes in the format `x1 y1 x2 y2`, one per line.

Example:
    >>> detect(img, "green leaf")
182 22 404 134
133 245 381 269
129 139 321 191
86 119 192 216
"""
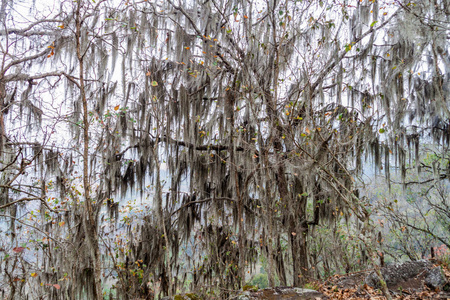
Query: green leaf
370 21 378 27
151 81 158 87
379 128 386 134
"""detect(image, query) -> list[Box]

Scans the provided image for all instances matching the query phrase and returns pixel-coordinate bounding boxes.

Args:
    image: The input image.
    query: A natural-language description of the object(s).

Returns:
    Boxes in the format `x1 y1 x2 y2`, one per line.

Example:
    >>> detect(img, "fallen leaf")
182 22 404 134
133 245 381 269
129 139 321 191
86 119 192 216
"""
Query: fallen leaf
13 247 25 253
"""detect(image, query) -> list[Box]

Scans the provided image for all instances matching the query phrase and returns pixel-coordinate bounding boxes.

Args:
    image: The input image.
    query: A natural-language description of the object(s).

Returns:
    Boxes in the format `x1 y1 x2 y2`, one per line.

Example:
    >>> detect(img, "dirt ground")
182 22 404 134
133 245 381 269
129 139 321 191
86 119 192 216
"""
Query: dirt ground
318 262 450 299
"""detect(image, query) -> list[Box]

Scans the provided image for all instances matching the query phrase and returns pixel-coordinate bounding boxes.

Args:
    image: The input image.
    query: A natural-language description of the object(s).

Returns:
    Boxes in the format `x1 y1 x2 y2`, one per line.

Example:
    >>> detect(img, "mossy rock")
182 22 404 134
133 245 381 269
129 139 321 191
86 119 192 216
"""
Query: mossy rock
174 293 201 300
185 293 200 300
242 285 258 292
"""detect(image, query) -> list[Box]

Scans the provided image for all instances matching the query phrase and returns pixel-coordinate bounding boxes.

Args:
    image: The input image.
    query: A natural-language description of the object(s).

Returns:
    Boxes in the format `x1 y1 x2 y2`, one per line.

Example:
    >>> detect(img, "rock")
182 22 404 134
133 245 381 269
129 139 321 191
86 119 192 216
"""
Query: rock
238 287 326 299
365 260 431 289
364 260 448 292
291 288 325 299
425 267 447 290
171 294 201 300
237 291 251 300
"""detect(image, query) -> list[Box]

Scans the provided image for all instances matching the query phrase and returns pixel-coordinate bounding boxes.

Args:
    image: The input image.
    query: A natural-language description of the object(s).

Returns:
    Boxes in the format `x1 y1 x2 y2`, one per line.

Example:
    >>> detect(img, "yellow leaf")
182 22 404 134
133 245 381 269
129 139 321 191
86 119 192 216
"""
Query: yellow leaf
151 81 158 86
114 105 120 111
31 273 37 277
58 221 65 227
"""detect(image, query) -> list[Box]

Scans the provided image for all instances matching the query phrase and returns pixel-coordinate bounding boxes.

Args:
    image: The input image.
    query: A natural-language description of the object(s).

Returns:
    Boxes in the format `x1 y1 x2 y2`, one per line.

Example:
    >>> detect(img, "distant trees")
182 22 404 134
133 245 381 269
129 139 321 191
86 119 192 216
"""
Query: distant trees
0 0 448 299
374 148 449 260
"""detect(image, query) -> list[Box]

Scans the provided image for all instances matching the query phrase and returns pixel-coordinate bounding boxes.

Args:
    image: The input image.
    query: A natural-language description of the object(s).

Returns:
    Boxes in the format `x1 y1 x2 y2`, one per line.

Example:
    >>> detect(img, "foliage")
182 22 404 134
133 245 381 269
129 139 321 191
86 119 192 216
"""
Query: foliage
0 0 448 299
249 274 269 290
367 147 449 263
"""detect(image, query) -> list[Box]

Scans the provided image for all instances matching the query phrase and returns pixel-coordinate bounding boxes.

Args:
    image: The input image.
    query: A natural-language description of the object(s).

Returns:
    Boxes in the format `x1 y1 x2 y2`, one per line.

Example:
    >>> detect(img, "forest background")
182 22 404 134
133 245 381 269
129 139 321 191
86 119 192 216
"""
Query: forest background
0 0 449 299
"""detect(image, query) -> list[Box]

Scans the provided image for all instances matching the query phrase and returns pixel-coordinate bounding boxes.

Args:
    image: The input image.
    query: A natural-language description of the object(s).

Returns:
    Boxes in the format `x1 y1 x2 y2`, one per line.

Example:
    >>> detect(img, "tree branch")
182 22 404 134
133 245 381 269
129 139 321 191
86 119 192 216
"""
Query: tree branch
0 214 64 246
170 197 235 217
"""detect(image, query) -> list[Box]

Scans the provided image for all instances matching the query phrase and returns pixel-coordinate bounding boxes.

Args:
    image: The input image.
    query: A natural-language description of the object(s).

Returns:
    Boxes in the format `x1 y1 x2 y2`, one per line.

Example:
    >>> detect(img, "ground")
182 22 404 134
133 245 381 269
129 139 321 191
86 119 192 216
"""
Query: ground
235 260 450 299
318 260 450 299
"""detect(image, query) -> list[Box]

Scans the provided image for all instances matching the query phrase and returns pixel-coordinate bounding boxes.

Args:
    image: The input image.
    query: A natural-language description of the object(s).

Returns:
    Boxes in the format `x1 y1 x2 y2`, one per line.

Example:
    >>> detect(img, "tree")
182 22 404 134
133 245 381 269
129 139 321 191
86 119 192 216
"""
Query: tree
0 0 448 298
0 0 119 298
373 146 449 260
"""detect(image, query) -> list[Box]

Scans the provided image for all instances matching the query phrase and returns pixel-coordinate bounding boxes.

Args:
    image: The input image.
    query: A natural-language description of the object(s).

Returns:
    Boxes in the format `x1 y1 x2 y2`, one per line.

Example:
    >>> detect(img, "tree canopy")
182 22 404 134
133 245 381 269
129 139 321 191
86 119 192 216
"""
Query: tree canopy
0 0 448 299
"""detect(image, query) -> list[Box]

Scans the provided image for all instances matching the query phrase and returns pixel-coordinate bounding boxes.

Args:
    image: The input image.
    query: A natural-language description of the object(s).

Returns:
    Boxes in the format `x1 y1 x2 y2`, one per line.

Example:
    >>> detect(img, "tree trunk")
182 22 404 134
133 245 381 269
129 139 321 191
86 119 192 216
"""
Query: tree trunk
153 141 173 297
276 236 287 286
254 142 276 287
226 88 245 287
0 82 5 154
76 1 103 298
264 165 276 287
290 220 309 286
